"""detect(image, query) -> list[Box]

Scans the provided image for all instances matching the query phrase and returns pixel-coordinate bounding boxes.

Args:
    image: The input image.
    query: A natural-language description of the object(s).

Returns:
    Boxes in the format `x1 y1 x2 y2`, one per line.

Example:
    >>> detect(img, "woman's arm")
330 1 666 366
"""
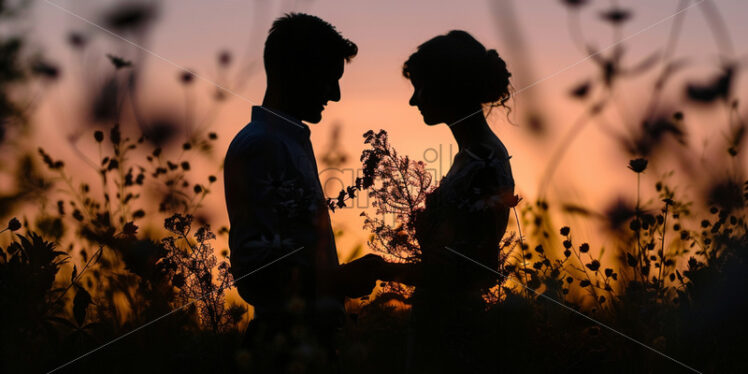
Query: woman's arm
332 256 421 297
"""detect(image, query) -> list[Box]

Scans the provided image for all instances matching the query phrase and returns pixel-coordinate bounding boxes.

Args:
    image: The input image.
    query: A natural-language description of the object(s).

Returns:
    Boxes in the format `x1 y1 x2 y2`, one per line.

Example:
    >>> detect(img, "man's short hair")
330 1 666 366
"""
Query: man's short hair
264 13 358 78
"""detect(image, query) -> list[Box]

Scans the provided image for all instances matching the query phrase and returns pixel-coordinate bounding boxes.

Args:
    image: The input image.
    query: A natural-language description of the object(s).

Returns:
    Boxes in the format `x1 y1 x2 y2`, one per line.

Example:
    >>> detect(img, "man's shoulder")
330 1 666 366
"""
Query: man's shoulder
226 120 286 159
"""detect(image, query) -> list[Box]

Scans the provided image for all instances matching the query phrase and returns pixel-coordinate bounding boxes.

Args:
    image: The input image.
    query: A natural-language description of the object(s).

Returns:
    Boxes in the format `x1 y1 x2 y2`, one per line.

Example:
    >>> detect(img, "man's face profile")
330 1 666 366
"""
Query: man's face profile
288 58 345 124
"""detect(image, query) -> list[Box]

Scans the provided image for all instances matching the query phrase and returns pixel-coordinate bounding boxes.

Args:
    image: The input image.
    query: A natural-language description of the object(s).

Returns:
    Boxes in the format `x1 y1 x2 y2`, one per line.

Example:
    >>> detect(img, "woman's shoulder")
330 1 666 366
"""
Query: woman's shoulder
463 138 511 162
433 138 514 201
461 140 514 188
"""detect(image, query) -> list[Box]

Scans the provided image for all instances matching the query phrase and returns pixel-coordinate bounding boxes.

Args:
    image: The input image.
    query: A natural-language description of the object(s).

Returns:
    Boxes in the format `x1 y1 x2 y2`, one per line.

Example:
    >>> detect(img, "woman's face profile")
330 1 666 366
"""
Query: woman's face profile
409 78 450 126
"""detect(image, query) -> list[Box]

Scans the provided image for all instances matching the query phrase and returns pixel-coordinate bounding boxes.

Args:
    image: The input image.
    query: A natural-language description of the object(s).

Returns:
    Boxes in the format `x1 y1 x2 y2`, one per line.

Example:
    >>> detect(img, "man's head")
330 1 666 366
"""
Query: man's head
264 13 357 124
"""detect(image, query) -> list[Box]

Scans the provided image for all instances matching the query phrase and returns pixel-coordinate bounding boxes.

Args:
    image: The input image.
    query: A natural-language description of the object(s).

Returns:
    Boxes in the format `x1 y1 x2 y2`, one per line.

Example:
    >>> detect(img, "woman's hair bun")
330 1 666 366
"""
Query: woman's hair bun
403 30 512 107
480 49 512 105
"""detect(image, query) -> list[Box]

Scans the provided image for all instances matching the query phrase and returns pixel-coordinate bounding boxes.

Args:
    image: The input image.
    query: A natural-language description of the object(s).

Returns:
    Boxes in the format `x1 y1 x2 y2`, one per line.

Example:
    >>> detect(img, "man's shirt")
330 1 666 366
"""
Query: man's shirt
224 106 341 320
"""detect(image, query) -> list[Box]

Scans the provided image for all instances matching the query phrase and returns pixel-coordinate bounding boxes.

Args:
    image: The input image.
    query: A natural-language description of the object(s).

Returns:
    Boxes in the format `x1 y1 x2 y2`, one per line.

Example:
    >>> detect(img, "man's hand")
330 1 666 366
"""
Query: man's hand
336 253 386 298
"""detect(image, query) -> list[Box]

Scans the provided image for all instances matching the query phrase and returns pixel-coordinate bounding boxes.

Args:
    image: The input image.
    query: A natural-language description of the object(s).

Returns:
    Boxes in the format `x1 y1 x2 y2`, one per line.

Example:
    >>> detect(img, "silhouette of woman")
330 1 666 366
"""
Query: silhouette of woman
386 30 516 372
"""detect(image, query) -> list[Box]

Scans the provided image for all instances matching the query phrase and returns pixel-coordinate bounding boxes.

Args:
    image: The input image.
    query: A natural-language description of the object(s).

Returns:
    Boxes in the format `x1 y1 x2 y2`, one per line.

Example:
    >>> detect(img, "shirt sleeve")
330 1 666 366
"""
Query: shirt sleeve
224 135 322 308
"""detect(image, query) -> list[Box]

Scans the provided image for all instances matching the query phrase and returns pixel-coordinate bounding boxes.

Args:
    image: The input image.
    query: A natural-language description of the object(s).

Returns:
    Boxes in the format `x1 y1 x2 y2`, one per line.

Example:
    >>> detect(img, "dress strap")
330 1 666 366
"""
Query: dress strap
464 148 493 161
464 145 512 162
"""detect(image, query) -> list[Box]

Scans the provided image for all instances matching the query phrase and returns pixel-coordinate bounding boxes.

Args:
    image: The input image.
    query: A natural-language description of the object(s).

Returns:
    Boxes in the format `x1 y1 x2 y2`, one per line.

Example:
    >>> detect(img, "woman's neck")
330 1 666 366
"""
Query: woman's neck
447 110 495 152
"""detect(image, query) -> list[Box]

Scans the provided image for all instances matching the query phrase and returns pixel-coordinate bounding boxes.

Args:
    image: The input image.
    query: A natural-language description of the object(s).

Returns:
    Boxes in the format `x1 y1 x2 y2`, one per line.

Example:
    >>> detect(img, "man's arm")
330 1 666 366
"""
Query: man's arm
225 136 314 308
379 261 420 286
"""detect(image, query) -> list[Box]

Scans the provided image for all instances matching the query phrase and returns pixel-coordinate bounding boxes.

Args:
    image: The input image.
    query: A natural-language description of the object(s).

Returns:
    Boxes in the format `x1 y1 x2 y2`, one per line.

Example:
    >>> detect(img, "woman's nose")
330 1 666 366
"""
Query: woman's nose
409 92 417 106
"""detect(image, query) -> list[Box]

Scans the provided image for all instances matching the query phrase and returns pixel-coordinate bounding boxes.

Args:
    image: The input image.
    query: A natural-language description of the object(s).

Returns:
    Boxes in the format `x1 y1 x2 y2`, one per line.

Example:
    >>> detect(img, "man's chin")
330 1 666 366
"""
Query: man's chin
303 111 324 124
423 116 440 126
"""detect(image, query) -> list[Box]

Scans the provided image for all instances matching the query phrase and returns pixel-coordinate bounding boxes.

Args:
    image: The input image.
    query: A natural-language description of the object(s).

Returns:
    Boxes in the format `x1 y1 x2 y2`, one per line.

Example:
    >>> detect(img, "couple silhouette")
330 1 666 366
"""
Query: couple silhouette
224 13 514 373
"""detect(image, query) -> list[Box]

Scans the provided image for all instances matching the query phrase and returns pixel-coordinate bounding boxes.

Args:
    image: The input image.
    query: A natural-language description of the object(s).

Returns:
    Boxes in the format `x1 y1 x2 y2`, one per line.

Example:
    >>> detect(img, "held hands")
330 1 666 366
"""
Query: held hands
337 253 386 298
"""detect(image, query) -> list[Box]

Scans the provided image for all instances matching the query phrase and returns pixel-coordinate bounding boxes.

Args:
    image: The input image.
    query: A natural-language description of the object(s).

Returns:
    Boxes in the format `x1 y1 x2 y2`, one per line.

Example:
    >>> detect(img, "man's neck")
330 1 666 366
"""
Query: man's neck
262 90 300 121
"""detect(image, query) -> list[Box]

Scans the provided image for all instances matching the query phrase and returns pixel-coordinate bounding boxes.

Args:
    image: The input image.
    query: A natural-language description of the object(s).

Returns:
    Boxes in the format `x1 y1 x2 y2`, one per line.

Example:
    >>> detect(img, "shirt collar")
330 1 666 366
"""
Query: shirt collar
251 106 311 140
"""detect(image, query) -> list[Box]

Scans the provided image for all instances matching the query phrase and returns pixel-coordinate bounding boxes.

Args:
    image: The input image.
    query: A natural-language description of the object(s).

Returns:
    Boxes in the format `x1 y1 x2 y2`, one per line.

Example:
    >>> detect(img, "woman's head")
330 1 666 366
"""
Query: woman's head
403 30 511 125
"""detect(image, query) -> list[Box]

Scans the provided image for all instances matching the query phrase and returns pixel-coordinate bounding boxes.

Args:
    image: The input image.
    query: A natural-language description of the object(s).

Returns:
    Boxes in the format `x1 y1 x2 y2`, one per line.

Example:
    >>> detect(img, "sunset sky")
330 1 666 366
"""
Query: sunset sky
20 0 748 268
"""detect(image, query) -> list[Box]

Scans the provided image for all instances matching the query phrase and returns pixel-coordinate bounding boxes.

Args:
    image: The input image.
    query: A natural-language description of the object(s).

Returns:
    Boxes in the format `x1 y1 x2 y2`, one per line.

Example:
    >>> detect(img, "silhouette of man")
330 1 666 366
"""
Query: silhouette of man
223 13 383 371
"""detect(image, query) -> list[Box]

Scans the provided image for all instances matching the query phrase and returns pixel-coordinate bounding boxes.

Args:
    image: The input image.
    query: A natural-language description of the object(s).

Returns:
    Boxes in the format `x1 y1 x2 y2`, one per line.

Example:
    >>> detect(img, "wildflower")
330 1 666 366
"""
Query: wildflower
165 213 192 235
214 89 227 101
570 81 591 99
686 66 733 103
106 54 132 69
586 260 600 271
629 219 641 231
107 159 119 171
579 243 590 253
180 70 194 84
680 230 689 240
31 60 60 80
7 217 21 231
121 221 138 239
110 125 121 144
218 50 232 66
73 209 84 221
195 226 216 242
67 32 87 49
172 273 185 288
560 226 570 236
501 192 522 208
628 158 648 173
707 178 744 213
104 2 157 32
94 130 104 142
561 0 588 8
626 253 637 267
600 8 632 24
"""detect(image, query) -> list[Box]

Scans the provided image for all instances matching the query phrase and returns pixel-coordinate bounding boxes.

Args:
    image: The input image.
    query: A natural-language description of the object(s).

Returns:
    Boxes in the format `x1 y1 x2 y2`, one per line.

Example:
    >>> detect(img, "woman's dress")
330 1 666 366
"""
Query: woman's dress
409 138 515 372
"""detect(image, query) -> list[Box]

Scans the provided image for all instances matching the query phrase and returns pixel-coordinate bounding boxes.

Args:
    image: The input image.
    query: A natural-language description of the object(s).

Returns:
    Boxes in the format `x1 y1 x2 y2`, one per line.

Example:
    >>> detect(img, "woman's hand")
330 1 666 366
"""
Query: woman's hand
336 254 386 298
379 261 419 285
